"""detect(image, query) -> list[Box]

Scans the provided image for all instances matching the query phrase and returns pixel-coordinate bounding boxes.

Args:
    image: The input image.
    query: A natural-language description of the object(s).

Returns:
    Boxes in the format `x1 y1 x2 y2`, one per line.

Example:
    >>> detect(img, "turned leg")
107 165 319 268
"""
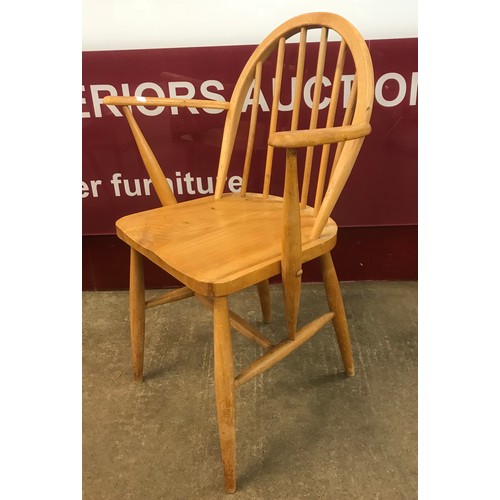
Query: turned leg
319 252 355 376
129 248 145 382
256 279 271 324
213 296 237 493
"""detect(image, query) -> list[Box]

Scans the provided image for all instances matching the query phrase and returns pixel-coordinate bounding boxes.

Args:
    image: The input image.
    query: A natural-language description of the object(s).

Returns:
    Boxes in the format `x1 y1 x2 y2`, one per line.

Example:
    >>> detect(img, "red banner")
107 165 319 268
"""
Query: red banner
82 38 417 235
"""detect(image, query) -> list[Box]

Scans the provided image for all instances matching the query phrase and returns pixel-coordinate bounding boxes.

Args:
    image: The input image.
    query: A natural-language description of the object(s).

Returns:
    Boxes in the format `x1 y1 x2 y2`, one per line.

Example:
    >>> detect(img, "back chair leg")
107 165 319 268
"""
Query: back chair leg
130 248 145 382
319 252 355 376
256 279 272 324
213 296 237 493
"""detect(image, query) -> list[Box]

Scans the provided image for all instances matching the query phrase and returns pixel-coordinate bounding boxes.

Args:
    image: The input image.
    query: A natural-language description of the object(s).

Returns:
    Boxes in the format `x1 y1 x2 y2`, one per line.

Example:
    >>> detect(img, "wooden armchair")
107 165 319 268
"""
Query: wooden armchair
103 12 374 493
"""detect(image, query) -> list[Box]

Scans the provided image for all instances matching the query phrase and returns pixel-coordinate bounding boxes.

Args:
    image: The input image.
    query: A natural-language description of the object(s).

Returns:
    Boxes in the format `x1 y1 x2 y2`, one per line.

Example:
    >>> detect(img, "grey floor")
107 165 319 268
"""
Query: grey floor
83 281 417 499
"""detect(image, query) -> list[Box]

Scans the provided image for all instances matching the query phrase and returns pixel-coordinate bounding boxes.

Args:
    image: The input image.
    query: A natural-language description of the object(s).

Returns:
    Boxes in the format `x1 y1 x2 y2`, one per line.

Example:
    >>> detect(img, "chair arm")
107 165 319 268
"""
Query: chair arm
102 95 230 110
268 123 371 149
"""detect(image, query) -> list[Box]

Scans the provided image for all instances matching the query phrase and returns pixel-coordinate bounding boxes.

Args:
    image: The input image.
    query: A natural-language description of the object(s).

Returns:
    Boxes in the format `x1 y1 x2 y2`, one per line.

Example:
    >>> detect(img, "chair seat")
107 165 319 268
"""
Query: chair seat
116 193 338 296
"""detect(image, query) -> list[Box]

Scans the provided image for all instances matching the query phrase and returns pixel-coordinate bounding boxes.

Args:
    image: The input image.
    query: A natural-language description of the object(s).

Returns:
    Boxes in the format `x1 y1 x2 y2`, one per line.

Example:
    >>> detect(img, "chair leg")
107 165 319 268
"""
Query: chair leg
319 252 355 376
256 279 271 324
130 248 145 382
213 296 237 493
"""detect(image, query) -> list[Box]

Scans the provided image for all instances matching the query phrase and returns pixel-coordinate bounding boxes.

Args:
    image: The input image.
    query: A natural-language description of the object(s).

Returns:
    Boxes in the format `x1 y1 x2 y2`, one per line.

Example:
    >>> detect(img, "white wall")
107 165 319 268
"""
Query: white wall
83 0 417 51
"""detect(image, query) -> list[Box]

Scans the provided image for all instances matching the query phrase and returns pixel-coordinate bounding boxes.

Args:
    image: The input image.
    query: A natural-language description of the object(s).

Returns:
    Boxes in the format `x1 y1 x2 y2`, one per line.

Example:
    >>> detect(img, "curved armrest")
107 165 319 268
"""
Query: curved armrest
102 95 230 110
268 123 371 149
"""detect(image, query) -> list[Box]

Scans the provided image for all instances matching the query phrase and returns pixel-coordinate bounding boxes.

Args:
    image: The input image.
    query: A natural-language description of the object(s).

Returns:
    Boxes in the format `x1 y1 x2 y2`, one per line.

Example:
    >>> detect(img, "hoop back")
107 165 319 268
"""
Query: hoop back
214 12 374 238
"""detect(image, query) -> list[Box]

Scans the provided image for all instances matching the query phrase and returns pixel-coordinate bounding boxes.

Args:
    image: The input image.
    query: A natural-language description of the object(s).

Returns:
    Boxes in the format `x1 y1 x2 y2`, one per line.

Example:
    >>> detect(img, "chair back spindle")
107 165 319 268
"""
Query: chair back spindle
240 61 263 196
314 38 347 214
300 26 329 209
290 27 307 132
263 37 286 198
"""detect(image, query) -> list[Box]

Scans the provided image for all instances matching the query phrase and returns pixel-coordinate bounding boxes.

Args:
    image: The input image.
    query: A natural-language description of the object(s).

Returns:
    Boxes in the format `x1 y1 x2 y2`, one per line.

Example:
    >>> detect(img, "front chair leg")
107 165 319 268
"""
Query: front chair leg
319 252 355 376
213 296 237 493
256 279 272 324
129 248 145 382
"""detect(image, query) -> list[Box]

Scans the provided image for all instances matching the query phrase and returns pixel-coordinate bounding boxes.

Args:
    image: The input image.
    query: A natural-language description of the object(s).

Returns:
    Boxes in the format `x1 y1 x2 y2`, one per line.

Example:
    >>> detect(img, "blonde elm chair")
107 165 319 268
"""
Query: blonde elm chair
103 12 374 493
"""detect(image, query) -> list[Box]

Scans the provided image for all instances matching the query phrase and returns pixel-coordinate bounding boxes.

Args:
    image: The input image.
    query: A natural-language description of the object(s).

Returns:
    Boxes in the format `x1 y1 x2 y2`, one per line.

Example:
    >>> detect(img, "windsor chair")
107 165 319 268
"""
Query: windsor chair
103 12 374 493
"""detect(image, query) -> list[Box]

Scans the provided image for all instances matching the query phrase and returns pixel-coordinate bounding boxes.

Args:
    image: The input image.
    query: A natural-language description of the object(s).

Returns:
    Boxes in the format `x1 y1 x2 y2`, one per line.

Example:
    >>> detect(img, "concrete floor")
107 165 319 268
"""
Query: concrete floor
83 281 417 499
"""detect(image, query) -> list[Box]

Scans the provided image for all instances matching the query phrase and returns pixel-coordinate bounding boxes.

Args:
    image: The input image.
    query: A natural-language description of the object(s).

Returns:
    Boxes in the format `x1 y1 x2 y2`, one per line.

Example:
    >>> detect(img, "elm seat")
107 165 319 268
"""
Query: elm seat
116 193 338 296
102 11 374 494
